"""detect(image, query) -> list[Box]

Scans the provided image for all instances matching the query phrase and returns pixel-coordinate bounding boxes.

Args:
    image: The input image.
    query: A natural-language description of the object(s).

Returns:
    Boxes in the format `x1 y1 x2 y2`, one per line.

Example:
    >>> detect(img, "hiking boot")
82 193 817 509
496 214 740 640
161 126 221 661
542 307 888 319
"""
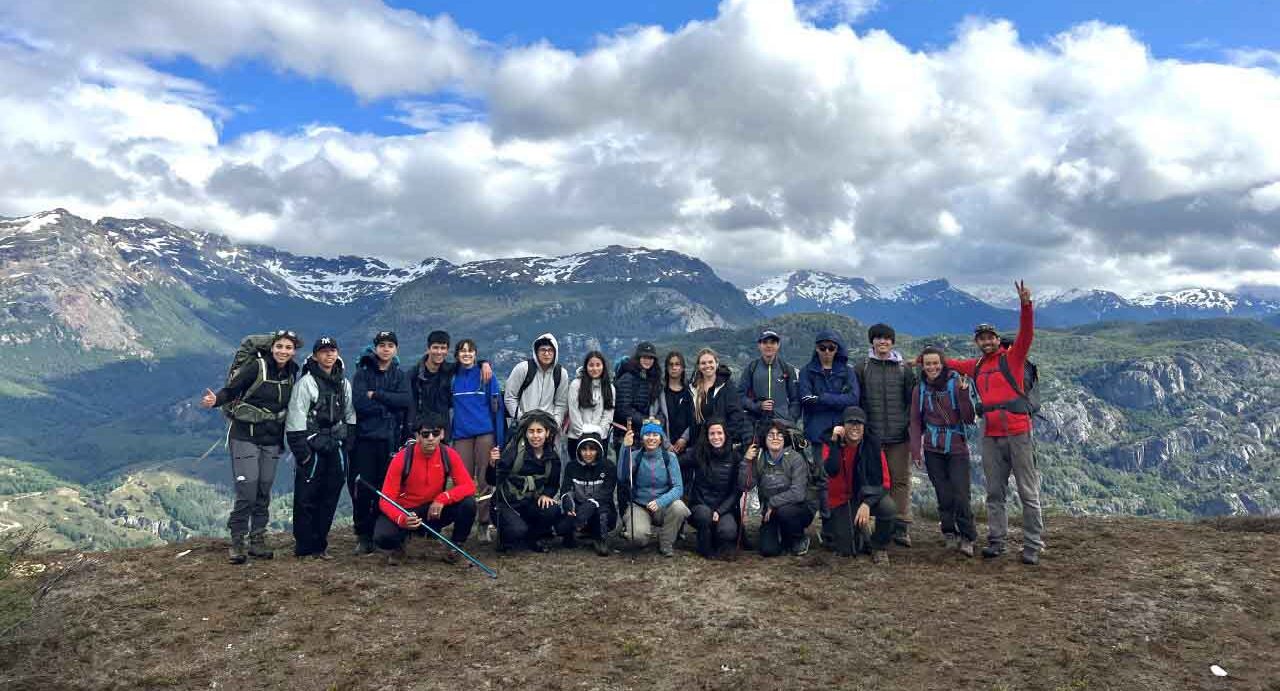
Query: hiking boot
658 544 675 557
959 540 975 558
382 548 406 566
892 530 912 548
1021 547 1040 566
593 539 610 557
982 543 1006 559
791 536 811 557
313 550 334 561
478 525 493 544
352 536 374 556
943 534 959 550
872 550 889 565
247 532 274 559
228 535 248 565
528 539 550 553
442 549 461 565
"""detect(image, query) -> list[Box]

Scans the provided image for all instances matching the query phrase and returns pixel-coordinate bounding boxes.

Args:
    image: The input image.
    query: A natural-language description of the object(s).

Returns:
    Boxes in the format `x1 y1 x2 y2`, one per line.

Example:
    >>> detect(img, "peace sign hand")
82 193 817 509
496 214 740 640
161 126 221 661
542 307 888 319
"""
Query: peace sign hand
1015 280 1032 306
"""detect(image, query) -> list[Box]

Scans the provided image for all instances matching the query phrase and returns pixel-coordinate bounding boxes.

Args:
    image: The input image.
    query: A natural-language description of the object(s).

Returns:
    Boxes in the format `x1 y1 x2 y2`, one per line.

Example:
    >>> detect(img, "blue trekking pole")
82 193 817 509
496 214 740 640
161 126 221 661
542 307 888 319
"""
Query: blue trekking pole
355 475 497 579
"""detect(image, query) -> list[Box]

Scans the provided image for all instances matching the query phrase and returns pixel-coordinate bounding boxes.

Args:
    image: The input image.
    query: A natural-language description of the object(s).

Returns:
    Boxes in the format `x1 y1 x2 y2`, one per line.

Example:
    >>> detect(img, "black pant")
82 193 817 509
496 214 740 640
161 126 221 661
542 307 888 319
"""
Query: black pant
555 500 616 543
758 503 813 557
829 496 897 556
689 503 739 557
924 450 977 541
293 448 347 556
495 498 561 549
348 437 395 539
372 496 476 550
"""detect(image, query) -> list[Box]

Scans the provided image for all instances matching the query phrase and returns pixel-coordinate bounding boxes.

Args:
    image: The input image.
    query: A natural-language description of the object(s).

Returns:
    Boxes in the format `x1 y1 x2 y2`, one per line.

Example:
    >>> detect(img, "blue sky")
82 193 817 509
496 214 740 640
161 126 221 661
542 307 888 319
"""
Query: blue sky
158 1 1279 141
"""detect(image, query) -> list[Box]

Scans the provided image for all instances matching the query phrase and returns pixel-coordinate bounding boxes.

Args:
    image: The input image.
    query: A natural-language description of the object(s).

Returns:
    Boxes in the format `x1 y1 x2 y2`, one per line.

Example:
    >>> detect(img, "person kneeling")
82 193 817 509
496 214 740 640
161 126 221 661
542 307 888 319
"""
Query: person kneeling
822 407 896 564
687 420 743 559
741 420 814 557
556 426 617 556
374 414 477 565
490 411 563 552
618 419 690 557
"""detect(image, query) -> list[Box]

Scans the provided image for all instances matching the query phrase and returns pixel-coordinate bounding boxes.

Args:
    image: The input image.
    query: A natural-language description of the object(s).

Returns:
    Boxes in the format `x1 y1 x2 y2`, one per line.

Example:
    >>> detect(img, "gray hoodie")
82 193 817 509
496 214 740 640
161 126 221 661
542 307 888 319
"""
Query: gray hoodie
503 332 571 425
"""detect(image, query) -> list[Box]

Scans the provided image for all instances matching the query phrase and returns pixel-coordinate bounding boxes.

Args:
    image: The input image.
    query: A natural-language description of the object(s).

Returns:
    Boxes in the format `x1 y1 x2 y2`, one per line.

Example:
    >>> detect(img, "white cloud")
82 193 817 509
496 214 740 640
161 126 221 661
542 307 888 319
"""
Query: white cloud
0 0 1278 295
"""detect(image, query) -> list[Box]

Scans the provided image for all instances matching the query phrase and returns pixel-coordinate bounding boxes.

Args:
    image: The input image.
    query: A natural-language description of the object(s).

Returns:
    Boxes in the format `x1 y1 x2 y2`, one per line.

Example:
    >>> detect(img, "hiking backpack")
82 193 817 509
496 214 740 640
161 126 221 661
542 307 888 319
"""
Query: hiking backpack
497 410 559 501
221 334 292 424
397 438 454 490
743 358 797 402
512 359 567 417
917 371 973 453
974 338 1041 416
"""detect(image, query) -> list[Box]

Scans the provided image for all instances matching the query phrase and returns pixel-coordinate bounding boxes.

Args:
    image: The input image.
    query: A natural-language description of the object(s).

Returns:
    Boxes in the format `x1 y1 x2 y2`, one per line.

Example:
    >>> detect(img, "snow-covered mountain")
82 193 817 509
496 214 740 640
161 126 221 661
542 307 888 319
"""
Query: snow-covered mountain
747 271 1017 334
1040 287 1280 326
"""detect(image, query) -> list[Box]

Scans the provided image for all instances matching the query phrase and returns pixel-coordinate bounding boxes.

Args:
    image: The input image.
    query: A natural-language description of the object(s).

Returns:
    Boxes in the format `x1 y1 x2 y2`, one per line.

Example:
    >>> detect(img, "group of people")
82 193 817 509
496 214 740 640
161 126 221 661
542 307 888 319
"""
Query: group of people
201 281 1044 568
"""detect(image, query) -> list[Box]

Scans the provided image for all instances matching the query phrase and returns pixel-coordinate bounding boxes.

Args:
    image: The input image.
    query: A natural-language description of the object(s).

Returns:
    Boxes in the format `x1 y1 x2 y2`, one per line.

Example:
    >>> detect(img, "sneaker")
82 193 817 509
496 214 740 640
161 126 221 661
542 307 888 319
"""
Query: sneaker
351 537 374 556
893 531 913 548
228 535 248 565
313 550 334 561
982 543 1006 559
791 536 811 557
442 549 461 565
872 550 889 565
658 544 674 557
943 534 959 550
1021 548 1040 566
478 525 493 544
593 539 610 556
959 540 975 558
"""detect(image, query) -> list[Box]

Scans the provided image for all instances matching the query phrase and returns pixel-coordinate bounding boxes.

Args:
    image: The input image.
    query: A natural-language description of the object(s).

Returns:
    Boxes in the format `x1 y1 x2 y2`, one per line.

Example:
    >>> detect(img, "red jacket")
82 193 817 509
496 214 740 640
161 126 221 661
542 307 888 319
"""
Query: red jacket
380 443 475 528
947 301 1034 437
823 440 890 508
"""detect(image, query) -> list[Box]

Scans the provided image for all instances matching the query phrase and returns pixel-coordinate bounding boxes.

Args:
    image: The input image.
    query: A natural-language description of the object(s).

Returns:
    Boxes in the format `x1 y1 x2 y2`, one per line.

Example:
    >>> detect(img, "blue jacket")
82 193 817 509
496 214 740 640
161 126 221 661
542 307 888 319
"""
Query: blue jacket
451 363 504 445
351 348 412 442
798 330 859 443
617 446 683 509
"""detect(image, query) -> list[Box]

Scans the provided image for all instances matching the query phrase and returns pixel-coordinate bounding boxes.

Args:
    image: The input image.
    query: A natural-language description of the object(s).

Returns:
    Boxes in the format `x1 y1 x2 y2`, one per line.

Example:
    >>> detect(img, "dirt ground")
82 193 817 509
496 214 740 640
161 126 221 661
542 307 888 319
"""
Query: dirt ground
1 515 1277 691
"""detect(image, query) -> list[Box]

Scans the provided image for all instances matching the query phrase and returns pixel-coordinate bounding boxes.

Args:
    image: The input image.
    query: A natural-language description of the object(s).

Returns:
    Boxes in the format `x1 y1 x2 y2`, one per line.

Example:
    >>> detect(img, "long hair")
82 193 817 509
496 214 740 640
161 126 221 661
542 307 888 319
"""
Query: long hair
691 347 719 424
692 418 730 478
664 350 686 389
577 350 614 410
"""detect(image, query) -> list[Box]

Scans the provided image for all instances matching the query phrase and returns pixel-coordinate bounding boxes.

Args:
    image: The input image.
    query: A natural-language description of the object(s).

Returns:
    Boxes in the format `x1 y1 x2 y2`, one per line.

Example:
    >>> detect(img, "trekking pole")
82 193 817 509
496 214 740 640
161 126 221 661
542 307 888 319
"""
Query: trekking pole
354 475 498 579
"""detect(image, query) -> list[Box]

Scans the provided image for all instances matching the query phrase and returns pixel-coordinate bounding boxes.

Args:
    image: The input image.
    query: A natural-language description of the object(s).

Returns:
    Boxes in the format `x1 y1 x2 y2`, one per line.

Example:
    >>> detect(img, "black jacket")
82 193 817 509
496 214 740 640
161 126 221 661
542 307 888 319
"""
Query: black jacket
692 365 750 447
352 349 412 442
408 359 456 432
657 385 694 446
214 357 299 445
494 440 562 506
559 458 618 515
689 446 742 517
856 356 917 444
613 359 659 432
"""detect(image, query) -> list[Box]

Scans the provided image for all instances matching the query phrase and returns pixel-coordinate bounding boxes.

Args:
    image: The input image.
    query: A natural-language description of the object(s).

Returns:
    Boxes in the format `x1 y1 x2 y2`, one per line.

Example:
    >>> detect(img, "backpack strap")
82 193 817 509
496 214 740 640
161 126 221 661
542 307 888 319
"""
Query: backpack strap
513 359 538 417
744 359 759 399
997 354 1028 400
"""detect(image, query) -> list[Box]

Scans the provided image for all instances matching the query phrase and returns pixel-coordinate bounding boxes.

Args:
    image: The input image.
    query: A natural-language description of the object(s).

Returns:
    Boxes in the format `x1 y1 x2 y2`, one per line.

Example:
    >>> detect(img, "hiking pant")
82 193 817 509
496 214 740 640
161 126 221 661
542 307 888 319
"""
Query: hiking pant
621 499 690 551
829 496 896 556
884 441 912 530
924 450 977 542
982 434 1044 552
555 501 616 542
758 503 813 557
372 497 476 551
689 503 739 557
495 498 560 549
348 437 395 540
452 435 495 526
293 448 346 557
227 439 280 538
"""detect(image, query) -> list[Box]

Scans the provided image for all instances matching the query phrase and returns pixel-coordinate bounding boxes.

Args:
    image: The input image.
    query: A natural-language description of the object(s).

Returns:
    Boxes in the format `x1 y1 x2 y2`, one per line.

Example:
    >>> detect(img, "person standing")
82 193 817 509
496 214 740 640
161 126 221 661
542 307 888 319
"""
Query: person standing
909 346 978 557
349 330 412 555
200 329 302 564
655 351 694 454
568 351 616 461
689 348 750 448
285 336 356 560
613 342 661 442
740 329 801 430
855 323 918 547
449 339 503 543
946 281 1043 565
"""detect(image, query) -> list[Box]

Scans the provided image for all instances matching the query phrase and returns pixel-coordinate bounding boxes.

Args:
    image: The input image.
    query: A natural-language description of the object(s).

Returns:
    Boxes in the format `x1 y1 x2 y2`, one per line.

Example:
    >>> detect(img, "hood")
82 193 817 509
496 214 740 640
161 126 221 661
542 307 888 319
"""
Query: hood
807 330 849 370
303 355 345 382
576 428 606 464
866 345 904 363
529 332 560 367
358 345 400 371
714 363 734 388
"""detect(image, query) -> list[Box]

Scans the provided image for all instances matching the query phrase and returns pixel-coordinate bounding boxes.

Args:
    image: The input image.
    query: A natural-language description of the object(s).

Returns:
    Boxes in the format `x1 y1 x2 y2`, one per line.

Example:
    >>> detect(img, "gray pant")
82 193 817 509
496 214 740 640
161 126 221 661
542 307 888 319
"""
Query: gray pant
621 499 690 551
228 439 281 537
981 434 1044 552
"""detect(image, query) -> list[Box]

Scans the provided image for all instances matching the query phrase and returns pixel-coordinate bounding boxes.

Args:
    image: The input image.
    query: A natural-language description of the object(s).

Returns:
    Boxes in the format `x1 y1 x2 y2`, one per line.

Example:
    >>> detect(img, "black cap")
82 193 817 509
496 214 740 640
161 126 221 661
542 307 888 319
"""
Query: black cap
427 330 450 347
757 329 781 343
867 323 896 344
313 336 338 353
841 406 867 425
373 330 398 346
635 342 658 358
973 323 999 339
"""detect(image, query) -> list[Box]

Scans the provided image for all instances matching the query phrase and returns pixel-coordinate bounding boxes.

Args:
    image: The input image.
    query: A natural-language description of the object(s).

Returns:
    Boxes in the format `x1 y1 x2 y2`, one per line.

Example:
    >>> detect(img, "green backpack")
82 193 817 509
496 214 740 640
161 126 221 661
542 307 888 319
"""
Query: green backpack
222 334 291 425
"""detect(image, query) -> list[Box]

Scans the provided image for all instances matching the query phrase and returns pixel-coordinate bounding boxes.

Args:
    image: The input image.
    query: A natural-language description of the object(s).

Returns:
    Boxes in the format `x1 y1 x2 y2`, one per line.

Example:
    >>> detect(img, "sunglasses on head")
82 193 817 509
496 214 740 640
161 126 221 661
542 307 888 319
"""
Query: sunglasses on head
417 428 445 438
273 330 297 339
816 343 837 352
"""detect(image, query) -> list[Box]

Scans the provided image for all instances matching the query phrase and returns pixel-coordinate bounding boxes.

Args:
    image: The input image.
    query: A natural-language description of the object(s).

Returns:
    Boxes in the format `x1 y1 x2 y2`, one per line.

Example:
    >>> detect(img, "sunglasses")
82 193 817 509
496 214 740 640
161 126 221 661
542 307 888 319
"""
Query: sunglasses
816 344 837 352
273 330 298 339
417 428 445 438
765 430 785 438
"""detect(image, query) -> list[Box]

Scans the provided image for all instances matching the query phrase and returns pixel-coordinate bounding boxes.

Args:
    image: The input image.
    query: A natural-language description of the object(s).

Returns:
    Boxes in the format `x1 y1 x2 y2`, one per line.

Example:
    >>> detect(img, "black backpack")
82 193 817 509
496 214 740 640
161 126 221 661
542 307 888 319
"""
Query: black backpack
221 334 288 423
398 438 453 489
974 338 1040 416
513 358 566 416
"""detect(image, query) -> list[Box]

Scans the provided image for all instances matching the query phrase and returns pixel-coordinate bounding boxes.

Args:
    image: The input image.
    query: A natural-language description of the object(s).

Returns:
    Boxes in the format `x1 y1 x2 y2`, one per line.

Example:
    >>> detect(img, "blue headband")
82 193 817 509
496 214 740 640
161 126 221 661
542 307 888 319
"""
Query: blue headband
640 421 665 438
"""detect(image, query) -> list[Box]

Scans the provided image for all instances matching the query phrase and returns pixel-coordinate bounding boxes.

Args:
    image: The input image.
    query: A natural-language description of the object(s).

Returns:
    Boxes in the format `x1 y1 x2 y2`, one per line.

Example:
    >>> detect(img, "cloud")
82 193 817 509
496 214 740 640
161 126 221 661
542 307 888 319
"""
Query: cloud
0 0 1278 296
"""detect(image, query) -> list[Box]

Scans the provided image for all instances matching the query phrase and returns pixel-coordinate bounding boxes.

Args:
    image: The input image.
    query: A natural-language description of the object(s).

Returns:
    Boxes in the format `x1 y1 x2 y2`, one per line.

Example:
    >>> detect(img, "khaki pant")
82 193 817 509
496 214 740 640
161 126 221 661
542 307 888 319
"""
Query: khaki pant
981 434 1044 552
452 435 495 525
884 441 912 527
621 499 690 551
